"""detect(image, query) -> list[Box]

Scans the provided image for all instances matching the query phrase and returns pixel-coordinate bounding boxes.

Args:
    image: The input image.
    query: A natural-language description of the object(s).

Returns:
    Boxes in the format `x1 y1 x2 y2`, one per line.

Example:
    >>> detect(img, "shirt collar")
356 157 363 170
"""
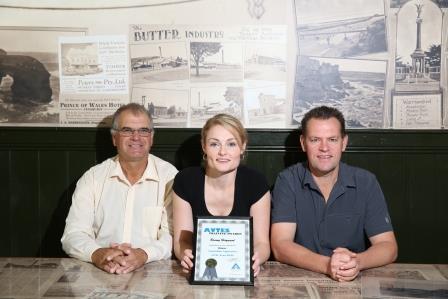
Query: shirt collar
109 155 160 183
302 161 356 189
302 162 317 189
337 162 356 188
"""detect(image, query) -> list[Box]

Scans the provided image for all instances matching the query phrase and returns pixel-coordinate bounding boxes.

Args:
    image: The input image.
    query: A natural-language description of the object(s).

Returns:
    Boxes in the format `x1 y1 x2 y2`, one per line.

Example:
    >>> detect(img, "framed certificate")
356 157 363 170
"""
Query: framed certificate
190 216 253 285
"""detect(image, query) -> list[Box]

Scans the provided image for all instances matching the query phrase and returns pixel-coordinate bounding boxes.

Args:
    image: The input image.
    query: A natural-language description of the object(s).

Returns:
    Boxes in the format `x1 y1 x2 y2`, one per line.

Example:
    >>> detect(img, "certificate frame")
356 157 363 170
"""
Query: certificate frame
190 216 253 286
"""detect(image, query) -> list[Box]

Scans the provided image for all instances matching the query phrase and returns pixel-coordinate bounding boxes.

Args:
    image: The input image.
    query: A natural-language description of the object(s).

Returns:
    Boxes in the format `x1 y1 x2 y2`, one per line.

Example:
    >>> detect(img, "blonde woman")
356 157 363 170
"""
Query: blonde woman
173 114 271 277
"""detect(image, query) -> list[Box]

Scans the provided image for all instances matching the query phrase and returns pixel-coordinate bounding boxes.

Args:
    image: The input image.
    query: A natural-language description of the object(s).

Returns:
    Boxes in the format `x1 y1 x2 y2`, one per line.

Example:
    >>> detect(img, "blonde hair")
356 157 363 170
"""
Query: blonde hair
201 114 248 149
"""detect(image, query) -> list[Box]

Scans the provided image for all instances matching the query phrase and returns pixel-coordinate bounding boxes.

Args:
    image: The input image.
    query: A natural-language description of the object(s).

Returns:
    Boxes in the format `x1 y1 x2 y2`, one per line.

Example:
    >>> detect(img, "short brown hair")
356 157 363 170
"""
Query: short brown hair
300 106 346 137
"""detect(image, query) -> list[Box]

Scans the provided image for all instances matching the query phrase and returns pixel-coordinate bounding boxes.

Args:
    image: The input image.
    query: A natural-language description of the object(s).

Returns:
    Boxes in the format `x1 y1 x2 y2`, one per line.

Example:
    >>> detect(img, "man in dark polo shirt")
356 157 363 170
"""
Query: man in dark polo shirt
271 106 397 282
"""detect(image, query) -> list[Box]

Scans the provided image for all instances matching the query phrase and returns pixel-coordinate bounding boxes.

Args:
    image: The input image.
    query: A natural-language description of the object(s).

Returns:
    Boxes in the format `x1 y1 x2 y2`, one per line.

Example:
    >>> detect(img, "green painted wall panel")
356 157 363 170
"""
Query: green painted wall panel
38 151 69 257
9 151 40 256
0 150 11 256
0 127 447 263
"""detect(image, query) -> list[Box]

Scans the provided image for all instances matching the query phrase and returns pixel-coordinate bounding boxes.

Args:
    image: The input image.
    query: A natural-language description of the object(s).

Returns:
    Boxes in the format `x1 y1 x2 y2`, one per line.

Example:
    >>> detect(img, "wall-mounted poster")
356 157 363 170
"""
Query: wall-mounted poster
293 0 389 128
394 0 442 94
295 0 447 129
0 26 86 126
391 0 444 128
129 25 287 128
189 85 244 127
296 0 387 60
391 0 448 8
244 82 286 128
393 93 442 128
293 56 387 128
58 35 129 127
131 87 189 127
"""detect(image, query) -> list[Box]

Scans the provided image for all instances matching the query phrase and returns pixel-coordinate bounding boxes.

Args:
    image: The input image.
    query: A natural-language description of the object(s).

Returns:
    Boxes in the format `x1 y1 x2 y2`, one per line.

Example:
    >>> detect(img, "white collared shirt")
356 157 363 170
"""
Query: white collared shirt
61 154 177 263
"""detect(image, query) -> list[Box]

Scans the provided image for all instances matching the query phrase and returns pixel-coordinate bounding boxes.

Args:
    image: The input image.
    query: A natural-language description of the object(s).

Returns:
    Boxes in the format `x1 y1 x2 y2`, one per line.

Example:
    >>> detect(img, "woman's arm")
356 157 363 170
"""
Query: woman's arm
173 192 194 270
250 191 271 275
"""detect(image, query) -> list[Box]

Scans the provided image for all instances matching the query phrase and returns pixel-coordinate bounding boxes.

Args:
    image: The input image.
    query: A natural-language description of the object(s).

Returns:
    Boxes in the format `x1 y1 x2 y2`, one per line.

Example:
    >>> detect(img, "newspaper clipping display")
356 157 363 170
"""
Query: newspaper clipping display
129 24 287 128
2 258 447 299
58 35 129 127
3 0 447 130
362 263 448 298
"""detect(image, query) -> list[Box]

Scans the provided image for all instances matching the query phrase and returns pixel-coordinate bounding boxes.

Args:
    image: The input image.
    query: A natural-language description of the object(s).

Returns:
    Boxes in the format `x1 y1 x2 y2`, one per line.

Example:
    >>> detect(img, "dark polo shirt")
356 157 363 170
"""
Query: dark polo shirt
271 162 393 256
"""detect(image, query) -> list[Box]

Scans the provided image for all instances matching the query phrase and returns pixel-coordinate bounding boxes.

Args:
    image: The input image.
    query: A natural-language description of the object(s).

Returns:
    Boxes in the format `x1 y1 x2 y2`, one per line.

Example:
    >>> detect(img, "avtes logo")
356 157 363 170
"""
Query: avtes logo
203 227 230 233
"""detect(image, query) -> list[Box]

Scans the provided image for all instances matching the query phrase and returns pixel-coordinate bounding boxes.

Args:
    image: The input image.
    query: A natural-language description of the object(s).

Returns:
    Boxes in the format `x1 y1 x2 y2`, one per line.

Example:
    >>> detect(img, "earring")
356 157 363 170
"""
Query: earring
240 152 246 160
203 153 207 160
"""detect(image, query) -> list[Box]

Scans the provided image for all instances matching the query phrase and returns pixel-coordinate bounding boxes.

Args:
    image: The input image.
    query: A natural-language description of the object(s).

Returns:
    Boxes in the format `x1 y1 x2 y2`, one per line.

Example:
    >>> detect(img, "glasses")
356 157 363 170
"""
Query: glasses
115 127 152 137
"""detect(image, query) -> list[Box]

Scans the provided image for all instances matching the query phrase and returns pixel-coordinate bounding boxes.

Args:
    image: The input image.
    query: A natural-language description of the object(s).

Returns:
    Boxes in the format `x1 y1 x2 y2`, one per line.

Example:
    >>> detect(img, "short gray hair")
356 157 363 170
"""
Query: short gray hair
110 103 154 135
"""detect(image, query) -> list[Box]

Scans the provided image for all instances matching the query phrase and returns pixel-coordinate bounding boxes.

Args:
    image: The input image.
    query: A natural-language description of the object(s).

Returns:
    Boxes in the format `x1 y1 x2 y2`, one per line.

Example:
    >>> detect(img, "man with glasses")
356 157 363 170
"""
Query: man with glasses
62 103 177 274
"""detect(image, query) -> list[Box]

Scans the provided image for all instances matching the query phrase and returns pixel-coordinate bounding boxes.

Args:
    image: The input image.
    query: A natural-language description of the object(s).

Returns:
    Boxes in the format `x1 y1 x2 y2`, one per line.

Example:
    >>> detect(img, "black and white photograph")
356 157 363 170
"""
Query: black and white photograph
245 83 286 128
363 263 448 281
3 259 58 269
295 0 387 60
57 272 80 283
131 42 189 84
257 273 361 298
0 26 86 125
362 277 448 298
190 86 244 127
137 273 189 292
44 271 132 297
86 288 164 299
363 269 428 280
379 280 448 298
141 260 186 275
392 0 410 7
260 261 328 279
190 42 243 83
43 284 96 298
59 35 129 95
131 87 188 127
394 0 442 93
247 284 315 299
436 265 448 280
391 0 448 8
293 56 386 128
244 43 286 81
60 43 102 76
191 286 245 299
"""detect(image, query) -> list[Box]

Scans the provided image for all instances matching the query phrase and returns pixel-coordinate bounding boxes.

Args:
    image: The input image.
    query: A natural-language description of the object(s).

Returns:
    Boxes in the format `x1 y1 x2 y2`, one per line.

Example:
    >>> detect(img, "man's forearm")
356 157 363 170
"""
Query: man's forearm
358 240 398 271
272 240 330 275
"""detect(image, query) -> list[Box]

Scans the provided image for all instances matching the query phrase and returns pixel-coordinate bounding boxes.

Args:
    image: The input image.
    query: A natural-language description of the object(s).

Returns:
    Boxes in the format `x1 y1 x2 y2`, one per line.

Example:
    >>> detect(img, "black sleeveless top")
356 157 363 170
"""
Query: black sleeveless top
173 165 269 217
